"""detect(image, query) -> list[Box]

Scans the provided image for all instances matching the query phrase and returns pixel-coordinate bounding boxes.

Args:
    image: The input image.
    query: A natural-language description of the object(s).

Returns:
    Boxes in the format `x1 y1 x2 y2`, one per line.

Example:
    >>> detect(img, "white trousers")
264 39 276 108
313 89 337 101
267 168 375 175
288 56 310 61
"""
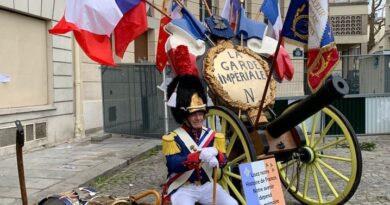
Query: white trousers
171 182 238 205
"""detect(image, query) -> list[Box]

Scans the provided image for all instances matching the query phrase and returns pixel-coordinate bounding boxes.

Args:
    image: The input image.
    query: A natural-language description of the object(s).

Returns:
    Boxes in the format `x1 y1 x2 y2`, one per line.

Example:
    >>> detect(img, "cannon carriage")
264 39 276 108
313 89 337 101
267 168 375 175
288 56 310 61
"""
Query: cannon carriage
199 38 362 205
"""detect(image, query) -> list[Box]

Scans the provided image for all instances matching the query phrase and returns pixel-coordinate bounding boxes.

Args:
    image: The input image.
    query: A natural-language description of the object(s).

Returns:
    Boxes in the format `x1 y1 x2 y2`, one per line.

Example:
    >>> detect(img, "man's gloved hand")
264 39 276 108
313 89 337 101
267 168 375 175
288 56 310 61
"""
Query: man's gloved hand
199 147 218 162
183 151 201 170
207 156 219 168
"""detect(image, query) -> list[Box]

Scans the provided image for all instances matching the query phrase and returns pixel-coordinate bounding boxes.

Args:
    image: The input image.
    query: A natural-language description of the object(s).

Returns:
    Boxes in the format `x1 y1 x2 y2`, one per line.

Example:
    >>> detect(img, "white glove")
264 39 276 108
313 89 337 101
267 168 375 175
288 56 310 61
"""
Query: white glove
199 147 218 162
207 156 219 168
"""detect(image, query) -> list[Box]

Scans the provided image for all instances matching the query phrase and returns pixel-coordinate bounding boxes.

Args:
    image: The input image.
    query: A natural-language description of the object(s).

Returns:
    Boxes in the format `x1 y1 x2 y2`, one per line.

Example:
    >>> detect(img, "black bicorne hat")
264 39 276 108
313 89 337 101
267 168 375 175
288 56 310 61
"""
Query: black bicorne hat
166 46 207 124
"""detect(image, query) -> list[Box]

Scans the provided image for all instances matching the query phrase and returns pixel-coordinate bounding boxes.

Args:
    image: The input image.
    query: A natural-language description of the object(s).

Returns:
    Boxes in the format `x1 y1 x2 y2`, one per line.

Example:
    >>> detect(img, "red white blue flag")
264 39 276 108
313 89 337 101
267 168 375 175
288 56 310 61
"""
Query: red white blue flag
260 0 294 81
260 0 283 40
49 0 147 66
281 0 339 92
221 0 240 29
171 7 207 40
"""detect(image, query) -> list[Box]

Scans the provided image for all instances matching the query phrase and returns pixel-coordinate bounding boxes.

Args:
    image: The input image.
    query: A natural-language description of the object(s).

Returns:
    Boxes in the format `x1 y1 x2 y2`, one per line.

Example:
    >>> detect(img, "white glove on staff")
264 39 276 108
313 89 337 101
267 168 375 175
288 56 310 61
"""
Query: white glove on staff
199 147 218 162
207 156 219 168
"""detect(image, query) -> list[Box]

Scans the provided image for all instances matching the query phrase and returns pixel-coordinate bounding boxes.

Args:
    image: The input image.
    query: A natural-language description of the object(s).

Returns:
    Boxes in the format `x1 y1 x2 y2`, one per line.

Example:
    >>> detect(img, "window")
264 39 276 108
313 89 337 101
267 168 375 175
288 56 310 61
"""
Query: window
0 10 48 108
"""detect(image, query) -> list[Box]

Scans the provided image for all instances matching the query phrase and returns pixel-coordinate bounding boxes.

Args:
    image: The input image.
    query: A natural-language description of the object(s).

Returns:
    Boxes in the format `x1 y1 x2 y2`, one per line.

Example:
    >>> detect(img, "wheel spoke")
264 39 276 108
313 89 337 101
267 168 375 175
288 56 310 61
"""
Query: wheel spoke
311 165 323 203
226 132 238 156
317 158 349 182
221 118 227 134
310 113 319 146
316 138 347 151
314 162 339 198
303 164 310 198
279 160 296 172
224 176 247 205
224 170 242 180
220 179 228 193
313 119 335 148
208 115 216 130
282 161 300 192
317 154 352 162
301 121 309 144
226 154 246 167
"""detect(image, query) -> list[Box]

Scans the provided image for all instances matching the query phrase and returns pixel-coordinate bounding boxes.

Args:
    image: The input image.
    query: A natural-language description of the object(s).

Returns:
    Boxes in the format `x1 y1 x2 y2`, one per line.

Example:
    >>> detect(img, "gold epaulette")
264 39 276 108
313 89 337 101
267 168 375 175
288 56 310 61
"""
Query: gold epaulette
162 132 180 156
214 133 226 153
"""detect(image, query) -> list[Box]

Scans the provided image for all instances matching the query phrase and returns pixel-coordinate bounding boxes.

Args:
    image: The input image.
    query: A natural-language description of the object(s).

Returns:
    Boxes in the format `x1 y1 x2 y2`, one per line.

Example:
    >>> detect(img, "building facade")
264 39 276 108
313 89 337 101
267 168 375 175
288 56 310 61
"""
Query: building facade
0 0 381 155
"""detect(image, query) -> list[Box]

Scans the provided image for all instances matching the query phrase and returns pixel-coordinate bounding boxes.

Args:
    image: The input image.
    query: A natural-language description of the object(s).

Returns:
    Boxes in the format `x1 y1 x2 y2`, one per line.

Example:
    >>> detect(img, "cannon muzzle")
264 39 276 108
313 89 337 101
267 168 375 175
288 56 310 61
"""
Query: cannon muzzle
267 74 349 138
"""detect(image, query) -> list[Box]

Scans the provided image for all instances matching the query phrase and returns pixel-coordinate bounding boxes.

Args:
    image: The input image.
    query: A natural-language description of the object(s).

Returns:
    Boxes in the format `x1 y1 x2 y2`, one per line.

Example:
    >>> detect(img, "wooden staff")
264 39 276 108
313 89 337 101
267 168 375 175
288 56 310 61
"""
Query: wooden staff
213 167 217 205
15 120 28 205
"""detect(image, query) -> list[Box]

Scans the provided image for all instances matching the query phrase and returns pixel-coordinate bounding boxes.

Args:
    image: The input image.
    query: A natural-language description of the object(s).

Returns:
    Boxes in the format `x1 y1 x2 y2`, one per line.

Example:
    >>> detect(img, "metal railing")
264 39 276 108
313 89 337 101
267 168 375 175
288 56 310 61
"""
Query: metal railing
101 63 175 138
277 54 390 97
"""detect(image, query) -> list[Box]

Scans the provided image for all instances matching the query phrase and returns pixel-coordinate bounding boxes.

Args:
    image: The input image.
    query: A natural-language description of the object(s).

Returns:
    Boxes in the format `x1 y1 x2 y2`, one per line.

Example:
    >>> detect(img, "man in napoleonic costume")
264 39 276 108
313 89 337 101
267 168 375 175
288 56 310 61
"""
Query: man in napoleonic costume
161 45 238 205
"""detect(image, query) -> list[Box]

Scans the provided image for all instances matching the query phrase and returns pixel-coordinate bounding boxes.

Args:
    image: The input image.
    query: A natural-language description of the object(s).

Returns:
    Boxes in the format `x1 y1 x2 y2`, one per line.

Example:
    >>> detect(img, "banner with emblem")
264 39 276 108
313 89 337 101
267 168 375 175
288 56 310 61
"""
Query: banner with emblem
281 0 308 44
281 0 339 92
307 0 339 92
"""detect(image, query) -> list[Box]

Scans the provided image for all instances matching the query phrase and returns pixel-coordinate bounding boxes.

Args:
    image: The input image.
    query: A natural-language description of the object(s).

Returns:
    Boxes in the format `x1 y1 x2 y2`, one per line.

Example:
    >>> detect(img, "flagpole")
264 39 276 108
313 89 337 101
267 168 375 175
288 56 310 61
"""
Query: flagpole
201 0 212 16
255 11 263 21
253 36 283 128
240 0 244 46
173 0 185 8
142 0 171 19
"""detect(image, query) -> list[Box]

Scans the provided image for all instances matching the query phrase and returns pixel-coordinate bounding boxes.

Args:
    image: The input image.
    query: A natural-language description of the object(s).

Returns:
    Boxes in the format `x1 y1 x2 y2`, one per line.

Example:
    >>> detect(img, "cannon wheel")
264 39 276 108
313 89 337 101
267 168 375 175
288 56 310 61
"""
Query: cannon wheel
276 104 362 205
205 106 256 205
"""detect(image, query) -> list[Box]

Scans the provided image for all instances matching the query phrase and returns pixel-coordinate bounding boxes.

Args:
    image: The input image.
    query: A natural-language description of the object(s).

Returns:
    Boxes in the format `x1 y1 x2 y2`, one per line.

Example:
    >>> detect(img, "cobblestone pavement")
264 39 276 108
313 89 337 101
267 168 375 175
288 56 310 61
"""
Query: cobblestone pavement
89 136 390 205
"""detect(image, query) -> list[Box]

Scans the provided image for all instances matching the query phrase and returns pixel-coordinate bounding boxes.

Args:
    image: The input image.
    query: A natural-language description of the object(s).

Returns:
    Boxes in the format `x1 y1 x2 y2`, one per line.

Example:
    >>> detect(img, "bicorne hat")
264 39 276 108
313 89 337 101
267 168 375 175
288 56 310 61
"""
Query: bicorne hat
166 45 207 124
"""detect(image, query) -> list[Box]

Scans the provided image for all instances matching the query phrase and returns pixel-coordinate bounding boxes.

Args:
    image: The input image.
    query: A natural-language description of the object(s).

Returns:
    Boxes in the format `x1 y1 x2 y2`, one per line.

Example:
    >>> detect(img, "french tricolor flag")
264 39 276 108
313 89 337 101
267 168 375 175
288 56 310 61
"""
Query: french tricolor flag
49 0 147 66
260 0 294 81
260 0 283 40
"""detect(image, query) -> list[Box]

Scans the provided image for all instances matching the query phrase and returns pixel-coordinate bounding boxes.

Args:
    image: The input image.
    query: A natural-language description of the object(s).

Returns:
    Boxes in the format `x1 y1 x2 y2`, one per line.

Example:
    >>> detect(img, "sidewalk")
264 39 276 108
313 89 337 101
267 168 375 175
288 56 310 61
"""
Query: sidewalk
0 134 160 205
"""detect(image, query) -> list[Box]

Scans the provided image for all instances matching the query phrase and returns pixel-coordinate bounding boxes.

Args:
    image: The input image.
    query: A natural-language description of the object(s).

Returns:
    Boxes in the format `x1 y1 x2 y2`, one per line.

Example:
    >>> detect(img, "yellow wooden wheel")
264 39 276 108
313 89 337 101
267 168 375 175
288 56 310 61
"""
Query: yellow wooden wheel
277 104 362 205
205 106 256 205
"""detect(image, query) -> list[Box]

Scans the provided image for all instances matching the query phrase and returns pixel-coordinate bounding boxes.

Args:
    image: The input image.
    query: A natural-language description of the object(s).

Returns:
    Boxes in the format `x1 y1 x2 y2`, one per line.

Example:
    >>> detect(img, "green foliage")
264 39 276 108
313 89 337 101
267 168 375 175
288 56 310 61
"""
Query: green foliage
359 142 376 151
338 141 376 151
91 176 110 188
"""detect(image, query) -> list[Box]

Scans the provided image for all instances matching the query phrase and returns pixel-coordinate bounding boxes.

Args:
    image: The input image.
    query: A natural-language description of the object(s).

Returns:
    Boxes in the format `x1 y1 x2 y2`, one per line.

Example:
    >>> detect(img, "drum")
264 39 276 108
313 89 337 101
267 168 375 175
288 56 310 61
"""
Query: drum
85 195 131 205
37 192 79 205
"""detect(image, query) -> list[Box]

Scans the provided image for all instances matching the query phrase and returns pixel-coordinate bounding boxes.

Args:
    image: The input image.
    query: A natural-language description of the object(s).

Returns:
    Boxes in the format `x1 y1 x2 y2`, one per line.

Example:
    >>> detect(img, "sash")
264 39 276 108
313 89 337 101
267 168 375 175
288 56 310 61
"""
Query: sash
167 127 215 194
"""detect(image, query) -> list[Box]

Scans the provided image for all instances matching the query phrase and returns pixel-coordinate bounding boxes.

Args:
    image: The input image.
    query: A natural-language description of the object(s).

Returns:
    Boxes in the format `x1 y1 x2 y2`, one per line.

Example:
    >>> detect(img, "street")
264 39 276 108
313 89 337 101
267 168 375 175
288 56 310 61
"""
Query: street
88 136 390 205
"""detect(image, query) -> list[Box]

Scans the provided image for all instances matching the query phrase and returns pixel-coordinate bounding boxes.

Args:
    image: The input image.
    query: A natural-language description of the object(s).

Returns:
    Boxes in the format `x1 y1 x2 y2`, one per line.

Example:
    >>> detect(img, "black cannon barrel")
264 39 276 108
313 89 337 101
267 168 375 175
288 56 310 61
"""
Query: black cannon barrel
266 75 349 138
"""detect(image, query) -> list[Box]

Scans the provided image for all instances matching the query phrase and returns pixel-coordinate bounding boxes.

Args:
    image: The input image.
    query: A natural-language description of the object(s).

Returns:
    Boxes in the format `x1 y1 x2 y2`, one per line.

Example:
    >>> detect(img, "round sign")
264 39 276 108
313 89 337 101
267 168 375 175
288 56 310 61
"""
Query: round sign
203 40 276 111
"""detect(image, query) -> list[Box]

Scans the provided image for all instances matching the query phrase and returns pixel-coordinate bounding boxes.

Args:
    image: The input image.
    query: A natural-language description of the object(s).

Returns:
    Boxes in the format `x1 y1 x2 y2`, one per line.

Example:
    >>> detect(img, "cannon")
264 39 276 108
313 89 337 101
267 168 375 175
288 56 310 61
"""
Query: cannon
251 74 350 156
